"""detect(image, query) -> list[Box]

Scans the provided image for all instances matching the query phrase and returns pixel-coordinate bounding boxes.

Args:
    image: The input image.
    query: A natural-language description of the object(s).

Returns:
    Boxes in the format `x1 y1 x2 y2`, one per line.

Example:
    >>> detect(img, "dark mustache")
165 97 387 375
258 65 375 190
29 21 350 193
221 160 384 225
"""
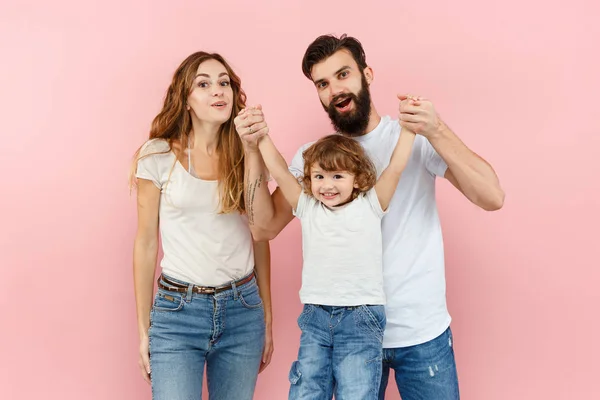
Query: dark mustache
331 93 356 106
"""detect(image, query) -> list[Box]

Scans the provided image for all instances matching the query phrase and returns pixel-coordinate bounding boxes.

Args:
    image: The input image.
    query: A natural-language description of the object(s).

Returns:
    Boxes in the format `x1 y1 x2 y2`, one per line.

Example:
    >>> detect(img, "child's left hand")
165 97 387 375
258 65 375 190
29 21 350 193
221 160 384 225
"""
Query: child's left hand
397 94 443 139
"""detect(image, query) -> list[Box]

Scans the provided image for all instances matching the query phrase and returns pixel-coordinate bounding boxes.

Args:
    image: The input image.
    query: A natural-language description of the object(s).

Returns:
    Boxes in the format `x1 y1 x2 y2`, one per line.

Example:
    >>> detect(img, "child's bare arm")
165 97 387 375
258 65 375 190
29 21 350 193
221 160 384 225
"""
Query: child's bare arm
375 130 416 210
257 135 302 210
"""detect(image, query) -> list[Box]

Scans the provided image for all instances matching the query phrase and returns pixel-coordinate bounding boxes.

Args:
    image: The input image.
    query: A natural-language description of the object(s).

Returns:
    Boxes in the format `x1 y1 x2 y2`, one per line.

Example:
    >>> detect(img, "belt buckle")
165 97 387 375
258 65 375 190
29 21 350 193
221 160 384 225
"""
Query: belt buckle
197 286 215 294
162 283 180 291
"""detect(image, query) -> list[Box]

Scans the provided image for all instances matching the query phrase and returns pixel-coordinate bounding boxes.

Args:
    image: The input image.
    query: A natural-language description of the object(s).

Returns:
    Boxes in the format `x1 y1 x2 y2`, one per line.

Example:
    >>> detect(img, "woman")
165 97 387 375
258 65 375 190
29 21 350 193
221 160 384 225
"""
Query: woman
130 51 273 400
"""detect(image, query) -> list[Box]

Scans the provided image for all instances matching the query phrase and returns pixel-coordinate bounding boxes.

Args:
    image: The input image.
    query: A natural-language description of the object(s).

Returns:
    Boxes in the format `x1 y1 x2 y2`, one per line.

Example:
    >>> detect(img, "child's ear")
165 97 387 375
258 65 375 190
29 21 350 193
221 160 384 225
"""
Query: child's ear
353 181 359 188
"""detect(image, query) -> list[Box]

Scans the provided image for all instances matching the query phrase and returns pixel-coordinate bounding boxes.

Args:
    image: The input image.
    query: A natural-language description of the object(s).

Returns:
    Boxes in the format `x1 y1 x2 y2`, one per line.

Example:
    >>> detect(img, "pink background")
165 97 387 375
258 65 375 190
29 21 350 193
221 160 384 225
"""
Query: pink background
1 0 598 398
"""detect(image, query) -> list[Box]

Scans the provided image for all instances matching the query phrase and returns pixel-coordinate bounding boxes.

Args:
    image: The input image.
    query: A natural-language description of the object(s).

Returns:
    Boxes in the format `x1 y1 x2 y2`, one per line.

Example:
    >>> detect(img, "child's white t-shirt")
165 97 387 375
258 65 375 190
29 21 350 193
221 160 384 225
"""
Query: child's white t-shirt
135 139 255 287
290 116 450 347
293 188 387 306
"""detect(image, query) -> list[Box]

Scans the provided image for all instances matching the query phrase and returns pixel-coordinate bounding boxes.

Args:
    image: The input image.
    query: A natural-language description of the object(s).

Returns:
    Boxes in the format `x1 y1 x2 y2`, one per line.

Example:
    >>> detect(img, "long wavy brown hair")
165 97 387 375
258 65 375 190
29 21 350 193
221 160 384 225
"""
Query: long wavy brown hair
302 134 376 201
130 52 247 213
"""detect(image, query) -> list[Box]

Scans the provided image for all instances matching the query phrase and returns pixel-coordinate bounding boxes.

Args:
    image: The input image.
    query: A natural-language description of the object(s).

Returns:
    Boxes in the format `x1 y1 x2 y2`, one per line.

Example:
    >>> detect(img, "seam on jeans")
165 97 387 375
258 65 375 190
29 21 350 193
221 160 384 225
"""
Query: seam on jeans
148 310 153 394
221 296 227 338
210 297 219 347
424 328 455 372
366 354 383 365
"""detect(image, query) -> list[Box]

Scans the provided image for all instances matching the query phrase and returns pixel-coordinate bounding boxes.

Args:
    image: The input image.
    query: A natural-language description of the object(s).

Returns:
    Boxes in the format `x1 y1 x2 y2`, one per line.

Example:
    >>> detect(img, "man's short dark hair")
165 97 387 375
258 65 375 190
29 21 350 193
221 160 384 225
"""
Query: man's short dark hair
301 34 367 80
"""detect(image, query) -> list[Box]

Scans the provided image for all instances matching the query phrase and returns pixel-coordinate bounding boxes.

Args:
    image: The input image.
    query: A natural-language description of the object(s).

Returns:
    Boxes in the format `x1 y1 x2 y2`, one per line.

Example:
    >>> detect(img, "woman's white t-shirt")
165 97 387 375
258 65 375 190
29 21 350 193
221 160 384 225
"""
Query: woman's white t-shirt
135 139 254 286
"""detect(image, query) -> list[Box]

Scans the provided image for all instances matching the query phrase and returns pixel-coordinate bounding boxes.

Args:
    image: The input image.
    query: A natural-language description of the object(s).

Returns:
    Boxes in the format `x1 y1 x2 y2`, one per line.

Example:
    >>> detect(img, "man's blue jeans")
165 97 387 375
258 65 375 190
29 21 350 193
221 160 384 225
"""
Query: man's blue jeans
379 327 460 400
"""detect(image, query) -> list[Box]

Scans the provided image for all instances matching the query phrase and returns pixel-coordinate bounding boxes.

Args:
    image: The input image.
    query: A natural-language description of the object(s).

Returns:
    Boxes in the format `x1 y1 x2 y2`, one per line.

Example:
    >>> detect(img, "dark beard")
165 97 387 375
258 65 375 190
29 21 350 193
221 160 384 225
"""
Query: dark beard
323 73 372 137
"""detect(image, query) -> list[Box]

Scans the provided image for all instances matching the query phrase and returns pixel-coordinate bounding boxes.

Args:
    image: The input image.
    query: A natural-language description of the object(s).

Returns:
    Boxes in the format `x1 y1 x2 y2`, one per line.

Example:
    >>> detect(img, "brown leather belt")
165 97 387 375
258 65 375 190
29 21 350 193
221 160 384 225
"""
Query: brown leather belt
157 272 255 295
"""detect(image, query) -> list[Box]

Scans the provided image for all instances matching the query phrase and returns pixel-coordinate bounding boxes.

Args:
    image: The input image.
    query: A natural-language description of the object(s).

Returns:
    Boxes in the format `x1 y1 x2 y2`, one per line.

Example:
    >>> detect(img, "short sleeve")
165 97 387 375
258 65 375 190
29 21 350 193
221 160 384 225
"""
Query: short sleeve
289 145 306 179
289 140 319 180
293 191 316 219
365 188 386 219
420 135 448 177
135 139 169 189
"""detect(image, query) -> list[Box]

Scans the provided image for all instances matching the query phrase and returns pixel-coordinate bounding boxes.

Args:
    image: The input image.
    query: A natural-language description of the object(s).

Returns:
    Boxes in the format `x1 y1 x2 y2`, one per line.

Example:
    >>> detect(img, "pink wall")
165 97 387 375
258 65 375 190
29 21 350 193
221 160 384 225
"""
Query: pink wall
1 0 598 398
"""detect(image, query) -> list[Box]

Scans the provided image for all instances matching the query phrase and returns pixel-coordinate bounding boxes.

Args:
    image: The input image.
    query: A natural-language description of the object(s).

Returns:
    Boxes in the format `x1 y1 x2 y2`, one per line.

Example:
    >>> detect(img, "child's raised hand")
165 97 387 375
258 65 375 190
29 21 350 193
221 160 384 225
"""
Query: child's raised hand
397 94 442 139
397 94 421 135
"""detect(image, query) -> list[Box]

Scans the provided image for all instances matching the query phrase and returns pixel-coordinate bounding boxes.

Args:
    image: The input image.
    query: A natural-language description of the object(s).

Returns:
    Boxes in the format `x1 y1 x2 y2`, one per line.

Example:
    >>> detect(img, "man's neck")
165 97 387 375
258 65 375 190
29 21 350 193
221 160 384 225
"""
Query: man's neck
362 108 381 135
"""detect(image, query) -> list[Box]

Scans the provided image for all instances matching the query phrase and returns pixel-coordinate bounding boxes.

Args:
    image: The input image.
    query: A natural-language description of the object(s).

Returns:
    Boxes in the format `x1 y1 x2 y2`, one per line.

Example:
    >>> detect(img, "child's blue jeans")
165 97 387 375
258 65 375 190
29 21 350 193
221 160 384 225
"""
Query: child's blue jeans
288 303 386 400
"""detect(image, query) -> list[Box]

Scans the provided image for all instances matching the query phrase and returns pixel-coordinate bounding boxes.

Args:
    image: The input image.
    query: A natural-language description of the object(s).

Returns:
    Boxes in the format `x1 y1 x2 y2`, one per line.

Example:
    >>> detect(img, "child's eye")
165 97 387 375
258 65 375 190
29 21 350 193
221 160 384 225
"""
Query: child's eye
314 175 323 179
333 175 343 179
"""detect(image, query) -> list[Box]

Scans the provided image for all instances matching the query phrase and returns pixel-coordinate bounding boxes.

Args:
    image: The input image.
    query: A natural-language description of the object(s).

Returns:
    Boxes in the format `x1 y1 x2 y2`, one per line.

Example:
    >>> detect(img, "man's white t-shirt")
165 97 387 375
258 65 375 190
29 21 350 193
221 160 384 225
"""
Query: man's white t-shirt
293 188 386 307
289 116 450 348
136 139 255 287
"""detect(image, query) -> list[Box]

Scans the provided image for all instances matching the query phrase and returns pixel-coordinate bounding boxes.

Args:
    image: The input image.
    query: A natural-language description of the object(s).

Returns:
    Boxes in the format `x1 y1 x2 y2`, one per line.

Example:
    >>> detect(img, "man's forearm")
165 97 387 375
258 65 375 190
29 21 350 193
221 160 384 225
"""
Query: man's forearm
244 150 275 234
429 121 505 211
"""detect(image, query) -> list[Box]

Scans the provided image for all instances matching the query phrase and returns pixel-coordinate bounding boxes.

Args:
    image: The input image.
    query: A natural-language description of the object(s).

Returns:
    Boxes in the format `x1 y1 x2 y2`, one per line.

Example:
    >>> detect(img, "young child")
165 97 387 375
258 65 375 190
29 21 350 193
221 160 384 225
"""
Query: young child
243 112 415 399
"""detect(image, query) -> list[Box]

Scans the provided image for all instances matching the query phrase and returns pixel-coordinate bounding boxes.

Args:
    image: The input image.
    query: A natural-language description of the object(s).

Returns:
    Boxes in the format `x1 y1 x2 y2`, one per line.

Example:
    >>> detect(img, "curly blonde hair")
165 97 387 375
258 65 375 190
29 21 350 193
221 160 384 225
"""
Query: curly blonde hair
302 135 376 201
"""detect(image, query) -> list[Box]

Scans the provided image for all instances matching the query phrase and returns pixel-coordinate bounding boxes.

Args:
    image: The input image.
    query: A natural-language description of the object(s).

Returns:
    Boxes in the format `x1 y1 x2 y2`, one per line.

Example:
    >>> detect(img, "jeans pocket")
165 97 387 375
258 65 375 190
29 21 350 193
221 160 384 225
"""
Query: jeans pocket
152 291 185 312
239 285 263 309
355 305 386 343
426 327 455 362
297 304 315 330
288 361 302 385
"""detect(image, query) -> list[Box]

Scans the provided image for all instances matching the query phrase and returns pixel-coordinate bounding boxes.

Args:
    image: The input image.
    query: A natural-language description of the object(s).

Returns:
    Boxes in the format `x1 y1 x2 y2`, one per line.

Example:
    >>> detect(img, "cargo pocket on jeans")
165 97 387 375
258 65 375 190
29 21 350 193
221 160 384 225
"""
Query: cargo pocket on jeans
288 361 302 385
